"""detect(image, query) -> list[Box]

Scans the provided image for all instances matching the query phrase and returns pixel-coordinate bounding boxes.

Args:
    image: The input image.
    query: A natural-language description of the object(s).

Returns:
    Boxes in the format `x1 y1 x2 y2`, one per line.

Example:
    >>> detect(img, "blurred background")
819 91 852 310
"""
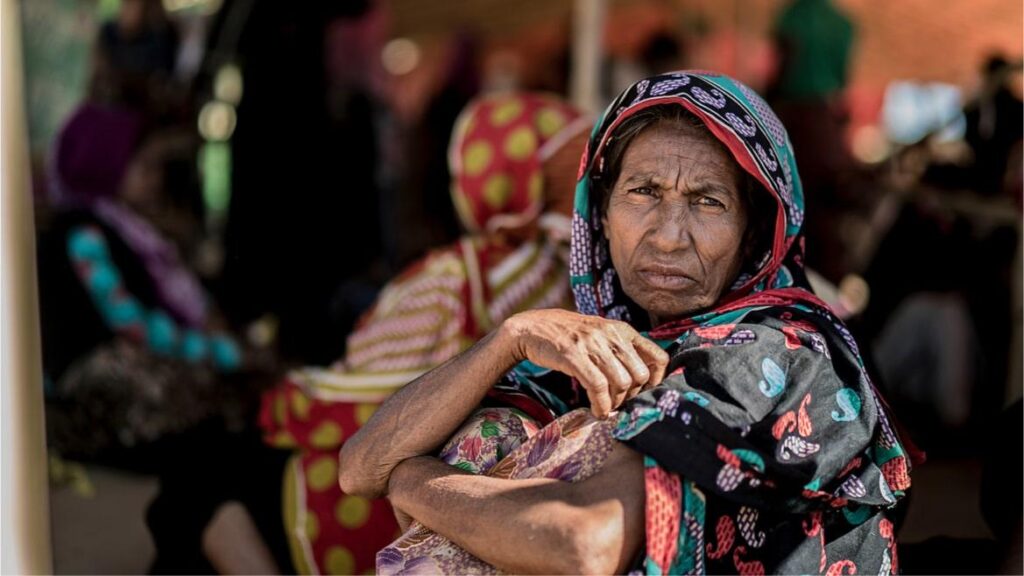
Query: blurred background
4 0 1022 573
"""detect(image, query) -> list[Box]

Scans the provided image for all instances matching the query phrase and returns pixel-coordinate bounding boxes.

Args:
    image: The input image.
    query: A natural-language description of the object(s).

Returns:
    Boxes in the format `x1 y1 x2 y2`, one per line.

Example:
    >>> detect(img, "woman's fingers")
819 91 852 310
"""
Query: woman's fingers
605 321 667 388
589 347 633 399
568 354 613 418
631 335 669 387
587 382 614 419
610 340 652 386
573 330 668 418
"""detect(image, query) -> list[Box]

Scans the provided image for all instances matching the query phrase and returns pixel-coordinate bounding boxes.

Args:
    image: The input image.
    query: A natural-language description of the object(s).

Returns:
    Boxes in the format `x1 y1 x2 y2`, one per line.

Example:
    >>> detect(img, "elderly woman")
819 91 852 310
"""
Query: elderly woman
341 71 916 575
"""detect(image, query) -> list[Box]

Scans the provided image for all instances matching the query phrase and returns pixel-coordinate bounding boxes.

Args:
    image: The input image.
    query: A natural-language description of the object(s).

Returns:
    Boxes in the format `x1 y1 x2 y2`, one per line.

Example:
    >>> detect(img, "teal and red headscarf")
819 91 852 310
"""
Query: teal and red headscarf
570 70 818 331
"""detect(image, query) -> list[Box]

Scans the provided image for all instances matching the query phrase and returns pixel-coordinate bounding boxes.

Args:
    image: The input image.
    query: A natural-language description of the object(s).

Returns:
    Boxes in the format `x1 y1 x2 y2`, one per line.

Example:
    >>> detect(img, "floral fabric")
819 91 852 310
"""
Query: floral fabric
377 408 613 575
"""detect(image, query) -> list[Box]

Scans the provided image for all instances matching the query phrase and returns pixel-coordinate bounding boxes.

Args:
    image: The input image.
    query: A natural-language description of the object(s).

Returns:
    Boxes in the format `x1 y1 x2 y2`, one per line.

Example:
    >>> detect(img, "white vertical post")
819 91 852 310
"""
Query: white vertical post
569 0 607 114
1 0 53 573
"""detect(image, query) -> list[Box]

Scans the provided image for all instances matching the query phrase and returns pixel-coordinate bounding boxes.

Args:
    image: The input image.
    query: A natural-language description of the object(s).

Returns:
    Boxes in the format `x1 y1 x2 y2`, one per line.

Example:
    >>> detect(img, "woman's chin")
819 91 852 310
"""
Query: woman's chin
636 293 712 327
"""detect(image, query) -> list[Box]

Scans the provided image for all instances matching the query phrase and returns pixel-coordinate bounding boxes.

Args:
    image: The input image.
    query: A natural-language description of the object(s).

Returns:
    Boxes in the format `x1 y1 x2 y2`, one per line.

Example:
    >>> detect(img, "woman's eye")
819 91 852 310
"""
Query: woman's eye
694 196 725 208
627 186 655 196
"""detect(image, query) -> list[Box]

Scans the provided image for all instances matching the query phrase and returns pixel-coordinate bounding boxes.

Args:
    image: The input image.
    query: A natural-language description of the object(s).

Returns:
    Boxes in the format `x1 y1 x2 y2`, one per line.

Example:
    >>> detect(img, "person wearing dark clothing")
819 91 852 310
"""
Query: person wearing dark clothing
963 55 1024 196
214 1 382 365
39 106 253 459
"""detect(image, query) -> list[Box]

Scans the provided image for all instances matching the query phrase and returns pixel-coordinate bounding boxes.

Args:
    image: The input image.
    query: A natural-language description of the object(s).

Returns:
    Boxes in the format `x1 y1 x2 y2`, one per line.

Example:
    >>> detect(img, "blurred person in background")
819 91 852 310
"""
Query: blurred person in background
919 54 1024 198
397 32 483 263
770 0 855 188
38 105 265 465
861 54 1022 452
215 1 385 366
603 31 685 103
963 54 1023 196
770 0 856 283
96 0 177 86
144 92 590 575
90 0 189 127
863 204 1019 452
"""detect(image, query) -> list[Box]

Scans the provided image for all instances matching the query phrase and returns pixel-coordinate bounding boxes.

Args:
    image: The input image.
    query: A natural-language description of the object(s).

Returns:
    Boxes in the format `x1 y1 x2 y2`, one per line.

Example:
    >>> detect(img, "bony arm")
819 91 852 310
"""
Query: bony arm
386 441 646 575
338 327 521 498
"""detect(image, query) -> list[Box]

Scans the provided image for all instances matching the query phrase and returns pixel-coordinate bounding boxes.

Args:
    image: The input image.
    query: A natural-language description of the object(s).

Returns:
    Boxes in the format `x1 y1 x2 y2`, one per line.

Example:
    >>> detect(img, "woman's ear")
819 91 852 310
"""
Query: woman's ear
601 212 610 239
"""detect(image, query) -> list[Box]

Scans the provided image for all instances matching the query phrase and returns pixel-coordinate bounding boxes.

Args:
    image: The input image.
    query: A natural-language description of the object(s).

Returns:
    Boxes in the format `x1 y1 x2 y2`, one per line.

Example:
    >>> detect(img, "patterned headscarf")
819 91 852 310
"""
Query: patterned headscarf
449 92 588 233
570 70 820 334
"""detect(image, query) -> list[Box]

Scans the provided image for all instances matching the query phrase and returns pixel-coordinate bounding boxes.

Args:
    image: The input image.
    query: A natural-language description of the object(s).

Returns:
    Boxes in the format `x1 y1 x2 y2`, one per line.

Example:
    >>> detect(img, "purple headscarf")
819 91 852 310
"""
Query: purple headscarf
51 103 208 328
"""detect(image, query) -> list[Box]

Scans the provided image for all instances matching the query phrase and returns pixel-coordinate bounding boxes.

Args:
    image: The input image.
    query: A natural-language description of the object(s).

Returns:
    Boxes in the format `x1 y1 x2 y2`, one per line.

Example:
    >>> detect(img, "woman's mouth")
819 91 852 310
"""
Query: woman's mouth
637 268 695 289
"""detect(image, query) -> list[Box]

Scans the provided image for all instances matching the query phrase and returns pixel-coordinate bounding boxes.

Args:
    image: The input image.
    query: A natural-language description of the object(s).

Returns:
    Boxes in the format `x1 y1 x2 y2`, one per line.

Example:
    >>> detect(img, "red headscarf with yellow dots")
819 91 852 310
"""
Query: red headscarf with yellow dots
448 92 587 233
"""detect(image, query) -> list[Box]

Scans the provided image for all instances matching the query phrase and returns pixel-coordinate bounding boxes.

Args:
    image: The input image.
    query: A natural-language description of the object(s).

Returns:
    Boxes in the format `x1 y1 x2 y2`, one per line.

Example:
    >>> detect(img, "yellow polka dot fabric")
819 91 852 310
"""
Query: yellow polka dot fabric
310 421 343 448
354 403 378 426
335 495 371 529
503 126 537 160
306 456 338 492
450 93 583 232
290 390 311 420
490 99 524 126
463 141 492 176
323 546 355 575
483 174 513 209
536 107 567 137
273 395 288 424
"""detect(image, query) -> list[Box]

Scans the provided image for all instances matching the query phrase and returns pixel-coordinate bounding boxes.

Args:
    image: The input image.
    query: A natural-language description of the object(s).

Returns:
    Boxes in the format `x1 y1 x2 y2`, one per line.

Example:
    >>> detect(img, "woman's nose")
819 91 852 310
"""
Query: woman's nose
646 202 693 253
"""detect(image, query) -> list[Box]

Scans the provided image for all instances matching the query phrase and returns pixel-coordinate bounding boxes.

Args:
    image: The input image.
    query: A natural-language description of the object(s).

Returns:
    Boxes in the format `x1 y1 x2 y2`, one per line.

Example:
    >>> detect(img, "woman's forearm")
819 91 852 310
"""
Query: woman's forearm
338 327 521 498
388 457 587 574
388 446 645 574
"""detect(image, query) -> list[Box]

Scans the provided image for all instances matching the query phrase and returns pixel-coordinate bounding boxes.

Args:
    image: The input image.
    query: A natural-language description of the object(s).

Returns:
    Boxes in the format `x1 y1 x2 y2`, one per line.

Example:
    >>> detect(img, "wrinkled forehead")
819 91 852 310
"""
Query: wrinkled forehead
612 116 745 182
592 99 752 186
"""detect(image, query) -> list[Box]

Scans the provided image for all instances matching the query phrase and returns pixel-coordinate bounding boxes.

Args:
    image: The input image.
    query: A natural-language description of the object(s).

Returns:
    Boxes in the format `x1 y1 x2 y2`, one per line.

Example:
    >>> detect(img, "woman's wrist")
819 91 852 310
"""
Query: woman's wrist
387 457 469 515
386 457 433 513
495 312 528 364
386 457 416 501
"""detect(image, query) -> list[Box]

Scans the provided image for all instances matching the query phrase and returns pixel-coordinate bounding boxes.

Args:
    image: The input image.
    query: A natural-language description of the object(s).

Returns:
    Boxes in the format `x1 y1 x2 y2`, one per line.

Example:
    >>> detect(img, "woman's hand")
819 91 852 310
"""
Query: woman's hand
502 309 669 418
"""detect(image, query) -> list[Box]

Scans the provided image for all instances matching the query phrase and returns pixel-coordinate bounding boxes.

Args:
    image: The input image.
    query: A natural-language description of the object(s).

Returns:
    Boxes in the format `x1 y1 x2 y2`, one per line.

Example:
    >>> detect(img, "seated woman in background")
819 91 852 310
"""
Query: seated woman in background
341 71 919 574
240 92 590 574
38 103 255 461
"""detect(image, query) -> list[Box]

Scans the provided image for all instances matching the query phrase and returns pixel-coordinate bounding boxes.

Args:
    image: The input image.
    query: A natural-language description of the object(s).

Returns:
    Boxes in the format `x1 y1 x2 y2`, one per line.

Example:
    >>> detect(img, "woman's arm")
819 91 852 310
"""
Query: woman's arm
337 328 521 498
338 309 669 498
387 442 646 575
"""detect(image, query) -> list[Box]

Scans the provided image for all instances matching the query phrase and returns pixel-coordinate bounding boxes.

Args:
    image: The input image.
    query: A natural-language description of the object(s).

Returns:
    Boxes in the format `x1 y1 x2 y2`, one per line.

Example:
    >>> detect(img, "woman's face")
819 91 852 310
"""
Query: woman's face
602 121 748 326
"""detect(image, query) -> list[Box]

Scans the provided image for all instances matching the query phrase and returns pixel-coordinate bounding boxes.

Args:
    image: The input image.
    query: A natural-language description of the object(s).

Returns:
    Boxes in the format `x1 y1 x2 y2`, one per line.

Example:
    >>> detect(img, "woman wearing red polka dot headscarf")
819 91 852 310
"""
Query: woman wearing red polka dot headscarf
257 92 591 574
